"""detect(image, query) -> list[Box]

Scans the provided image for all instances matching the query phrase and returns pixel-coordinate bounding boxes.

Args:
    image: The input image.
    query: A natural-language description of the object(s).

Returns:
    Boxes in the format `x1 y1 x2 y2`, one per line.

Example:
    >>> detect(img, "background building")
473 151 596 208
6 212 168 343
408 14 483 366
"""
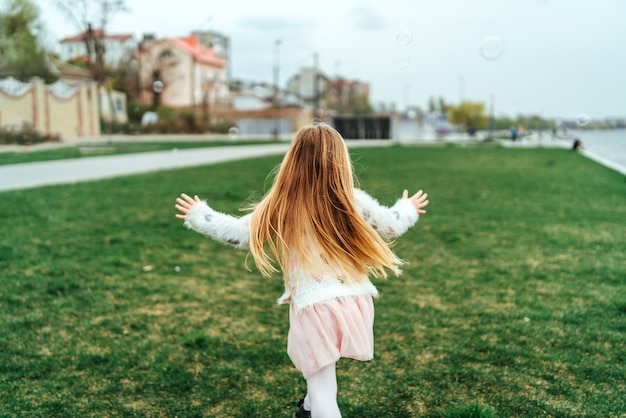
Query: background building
59 29 136 69
136 34 229 111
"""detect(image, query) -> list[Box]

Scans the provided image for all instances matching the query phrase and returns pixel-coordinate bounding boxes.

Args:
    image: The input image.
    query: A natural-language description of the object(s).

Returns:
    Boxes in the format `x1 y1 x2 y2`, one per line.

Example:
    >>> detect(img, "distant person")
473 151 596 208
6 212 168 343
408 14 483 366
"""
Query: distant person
572 138 583 151
467 125 476 137
436 126 447 139
510 127 518 141
174 122 429 418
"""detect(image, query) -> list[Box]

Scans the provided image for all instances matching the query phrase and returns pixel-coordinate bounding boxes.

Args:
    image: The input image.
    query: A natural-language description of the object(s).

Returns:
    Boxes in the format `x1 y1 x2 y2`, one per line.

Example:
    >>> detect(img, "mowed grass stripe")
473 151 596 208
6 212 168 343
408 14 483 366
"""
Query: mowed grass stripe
0 145 624 417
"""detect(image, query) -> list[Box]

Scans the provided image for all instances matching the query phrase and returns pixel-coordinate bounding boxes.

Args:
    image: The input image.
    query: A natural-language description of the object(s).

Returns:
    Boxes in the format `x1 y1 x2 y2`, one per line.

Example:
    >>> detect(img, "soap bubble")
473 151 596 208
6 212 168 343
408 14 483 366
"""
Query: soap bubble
395 55 410 70
576 113 591 127
174 266 180 272
480 36 505 61
228 126 239 139
253 85 266 97
152 80 164 93
396 28 413 46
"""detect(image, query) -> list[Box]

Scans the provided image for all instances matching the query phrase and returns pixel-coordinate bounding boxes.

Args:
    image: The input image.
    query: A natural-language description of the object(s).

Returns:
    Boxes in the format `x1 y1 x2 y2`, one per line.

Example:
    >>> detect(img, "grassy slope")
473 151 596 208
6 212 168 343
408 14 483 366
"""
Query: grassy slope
0 145 624 417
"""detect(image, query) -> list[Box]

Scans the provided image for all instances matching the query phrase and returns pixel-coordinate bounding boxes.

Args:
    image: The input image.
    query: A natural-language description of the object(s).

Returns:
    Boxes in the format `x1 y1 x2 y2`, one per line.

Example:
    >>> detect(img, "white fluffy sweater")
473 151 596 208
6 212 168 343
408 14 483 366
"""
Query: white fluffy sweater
183 189 419 312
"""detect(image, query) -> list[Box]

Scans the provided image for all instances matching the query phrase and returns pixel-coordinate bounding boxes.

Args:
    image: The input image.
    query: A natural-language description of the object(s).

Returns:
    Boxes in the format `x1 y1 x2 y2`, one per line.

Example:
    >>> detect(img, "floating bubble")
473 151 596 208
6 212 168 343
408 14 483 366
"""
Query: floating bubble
395 55 410 70
152 80 164 93
228 126 239 139
480 36 505 61
576 113 591 127
396 28 413 46
174 266 180 272
253 85 266 97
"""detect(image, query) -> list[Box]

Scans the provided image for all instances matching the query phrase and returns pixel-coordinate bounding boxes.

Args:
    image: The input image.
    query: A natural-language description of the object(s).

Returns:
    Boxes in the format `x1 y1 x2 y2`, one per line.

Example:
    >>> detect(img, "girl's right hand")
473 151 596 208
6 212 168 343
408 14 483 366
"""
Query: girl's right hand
175 193 201 220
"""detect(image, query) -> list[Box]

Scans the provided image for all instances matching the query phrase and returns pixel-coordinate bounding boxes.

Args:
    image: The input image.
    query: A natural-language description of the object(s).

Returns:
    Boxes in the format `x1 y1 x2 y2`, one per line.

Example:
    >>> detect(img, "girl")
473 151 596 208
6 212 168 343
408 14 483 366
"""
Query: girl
175 122 428 418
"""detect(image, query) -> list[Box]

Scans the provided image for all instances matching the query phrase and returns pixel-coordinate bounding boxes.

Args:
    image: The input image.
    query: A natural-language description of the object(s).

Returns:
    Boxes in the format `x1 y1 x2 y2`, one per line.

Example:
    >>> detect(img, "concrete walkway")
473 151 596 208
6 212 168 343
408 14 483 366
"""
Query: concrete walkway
0 140 393 193
0 135 623 193
0 144 290 192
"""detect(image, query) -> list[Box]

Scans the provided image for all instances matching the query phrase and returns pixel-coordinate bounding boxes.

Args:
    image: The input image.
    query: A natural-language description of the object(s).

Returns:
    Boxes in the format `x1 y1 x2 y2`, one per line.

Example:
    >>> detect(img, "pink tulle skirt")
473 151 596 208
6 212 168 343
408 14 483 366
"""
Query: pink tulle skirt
287 295 375 379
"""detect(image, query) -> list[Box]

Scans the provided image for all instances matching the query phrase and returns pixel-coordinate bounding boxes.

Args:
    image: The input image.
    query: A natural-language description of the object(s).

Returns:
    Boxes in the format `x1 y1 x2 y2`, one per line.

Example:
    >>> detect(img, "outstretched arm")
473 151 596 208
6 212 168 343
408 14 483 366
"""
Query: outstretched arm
175 193 251 249
355 188 429 239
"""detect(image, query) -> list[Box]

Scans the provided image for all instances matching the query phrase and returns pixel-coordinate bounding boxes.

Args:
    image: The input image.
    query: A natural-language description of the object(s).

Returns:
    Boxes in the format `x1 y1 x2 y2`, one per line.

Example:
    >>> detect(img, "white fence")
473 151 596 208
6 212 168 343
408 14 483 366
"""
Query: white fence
0 77 101 141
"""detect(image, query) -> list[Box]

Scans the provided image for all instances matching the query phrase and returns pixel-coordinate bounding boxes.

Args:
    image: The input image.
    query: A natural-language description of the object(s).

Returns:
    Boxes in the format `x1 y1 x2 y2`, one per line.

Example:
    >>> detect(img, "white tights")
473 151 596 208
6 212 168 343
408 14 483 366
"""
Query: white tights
303 363 341 418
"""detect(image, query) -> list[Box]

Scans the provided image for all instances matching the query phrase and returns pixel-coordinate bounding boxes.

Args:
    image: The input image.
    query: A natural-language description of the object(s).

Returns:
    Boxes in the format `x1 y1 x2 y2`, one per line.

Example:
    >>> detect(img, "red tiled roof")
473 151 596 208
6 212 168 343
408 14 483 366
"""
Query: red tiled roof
331 79 352 87
141 35 227 68
168 35 227 68
61 29 133 43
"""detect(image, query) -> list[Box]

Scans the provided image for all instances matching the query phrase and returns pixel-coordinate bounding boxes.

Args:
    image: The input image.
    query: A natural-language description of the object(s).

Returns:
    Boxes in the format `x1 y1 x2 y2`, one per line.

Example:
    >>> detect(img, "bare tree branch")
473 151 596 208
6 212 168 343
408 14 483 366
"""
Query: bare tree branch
54 0 129 125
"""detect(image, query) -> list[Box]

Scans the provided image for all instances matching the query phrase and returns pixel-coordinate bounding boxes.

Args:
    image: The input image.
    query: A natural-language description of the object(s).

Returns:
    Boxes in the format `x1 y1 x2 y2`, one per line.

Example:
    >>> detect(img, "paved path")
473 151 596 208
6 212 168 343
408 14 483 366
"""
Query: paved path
0 135 623 193
0 144 290 192
0 141 393 193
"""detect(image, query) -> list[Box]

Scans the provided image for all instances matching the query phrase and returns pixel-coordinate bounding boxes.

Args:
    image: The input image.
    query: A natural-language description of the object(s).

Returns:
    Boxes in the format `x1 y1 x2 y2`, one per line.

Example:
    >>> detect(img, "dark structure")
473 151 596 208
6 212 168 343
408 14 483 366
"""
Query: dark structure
331 116 391 139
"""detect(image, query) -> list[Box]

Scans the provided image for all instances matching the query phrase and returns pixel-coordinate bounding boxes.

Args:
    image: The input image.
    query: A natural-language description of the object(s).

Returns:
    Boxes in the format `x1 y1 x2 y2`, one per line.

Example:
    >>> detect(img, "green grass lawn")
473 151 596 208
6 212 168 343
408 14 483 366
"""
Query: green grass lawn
0 139 280 166
0 145 624 417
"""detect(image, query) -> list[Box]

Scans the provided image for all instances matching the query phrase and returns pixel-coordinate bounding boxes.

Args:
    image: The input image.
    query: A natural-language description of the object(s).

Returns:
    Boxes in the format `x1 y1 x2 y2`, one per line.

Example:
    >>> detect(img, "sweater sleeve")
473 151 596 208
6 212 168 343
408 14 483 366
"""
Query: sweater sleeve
182 200 251 250
354 189 419 239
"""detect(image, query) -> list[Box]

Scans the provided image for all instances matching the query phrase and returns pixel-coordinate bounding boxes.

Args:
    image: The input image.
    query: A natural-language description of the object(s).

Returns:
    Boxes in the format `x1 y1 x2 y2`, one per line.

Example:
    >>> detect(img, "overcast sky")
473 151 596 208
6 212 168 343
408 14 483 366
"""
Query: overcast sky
33 0 626 121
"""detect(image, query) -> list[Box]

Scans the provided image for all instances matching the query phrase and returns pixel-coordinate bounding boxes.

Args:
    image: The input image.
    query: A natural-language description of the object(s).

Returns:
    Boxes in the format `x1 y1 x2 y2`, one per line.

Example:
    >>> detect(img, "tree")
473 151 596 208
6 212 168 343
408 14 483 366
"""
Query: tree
136 42 179 110
427 97 437 112
325 79 374 115
493 115 514 130
0 0 56 82
517 114 551 130
447 101 488 130
55 0 128 70
427 96 451 113
54 0 128 124
438 97 451 113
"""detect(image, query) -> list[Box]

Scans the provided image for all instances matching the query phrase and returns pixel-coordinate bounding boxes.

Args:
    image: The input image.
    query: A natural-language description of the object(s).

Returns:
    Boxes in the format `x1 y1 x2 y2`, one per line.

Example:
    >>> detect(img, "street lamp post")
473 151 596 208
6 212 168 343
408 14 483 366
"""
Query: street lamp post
273 39 282 139
489 93 495 139
459 75 465 104
313 52 320 120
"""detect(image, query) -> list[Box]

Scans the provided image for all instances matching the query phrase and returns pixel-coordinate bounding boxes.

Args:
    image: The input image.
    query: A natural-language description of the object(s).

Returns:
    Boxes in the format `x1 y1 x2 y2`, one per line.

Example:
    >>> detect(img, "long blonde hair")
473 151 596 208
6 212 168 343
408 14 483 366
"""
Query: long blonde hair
248 122 402 285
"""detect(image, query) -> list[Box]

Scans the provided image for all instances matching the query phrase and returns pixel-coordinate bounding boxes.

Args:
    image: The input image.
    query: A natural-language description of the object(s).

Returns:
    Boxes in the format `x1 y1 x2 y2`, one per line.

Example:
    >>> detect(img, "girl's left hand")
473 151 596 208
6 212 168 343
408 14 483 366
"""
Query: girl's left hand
175 193 201 220
402 189 429 214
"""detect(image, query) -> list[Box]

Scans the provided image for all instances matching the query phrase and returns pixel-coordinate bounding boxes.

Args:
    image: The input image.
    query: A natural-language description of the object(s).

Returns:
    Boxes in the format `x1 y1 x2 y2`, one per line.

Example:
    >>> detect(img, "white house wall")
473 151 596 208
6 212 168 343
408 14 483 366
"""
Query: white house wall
139 39 228 108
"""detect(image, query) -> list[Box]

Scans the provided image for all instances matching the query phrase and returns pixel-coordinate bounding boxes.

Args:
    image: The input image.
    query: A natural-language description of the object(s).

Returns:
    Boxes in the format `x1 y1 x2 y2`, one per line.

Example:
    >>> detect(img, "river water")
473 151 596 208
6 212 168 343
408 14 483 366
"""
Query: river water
567 129 626 175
